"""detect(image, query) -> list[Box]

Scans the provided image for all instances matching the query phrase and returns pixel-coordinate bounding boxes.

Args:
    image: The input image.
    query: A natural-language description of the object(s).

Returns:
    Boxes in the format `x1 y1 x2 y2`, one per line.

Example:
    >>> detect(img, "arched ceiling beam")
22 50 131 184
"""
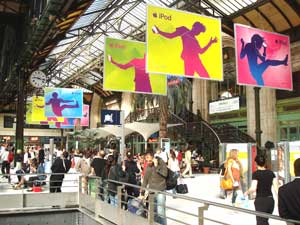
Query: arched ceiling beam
255 8 277 32
242 14 256 27
271 0 293 28
229 0 272 19
285 0 300 17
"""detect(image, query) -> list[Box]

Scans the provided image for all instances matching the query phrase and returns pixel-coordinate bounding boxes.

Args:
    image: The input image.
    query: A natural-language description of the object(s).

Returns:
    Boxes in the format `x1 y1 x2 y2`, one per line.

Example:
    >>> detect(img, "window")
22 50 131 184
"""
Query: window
280 127 288 141
3 116 14 128
279 126 300 141
289 127 298 141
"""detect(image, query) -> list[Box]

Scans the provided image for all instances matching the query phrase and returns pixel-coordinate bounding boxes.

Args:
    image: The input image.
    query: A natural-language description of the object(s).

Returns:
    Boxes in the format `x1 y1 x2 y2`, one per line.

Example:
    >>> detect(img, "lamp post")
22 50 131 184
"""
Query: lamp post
254 87 262 147
15 66 25 151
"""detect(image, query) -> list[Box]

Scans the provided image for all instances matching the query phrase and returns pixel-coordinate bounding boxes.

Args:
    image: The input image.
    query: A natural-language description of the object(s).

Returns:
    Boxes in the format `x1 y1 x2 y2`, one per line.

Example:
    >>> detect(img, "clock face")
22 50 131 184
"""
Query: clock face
30 70 47 88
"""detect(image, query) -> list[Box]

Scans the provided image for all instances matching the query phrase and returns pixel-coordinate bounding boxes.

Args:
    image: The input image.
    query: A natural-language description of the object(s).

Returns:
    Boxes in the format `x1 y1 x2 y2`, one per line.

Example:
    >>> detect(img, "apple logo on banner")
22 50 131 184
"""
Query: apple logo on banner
153 12 157 18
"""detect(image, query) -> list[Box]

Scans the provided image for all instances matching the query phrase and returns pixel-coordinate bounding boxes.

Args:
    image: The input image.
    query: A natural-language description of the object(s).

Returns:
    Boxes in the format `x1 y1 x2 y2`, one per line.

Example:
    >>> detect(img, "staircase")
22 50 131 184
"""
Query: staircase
125 108 255 162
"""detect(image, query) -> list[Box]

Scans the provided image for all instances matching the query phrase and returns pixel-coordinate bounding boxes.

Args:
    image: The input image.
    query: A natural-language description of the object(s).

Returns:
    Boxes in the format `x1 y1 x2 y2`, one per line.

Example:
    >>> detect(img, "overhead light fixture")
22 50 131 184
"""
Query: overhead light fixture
105 99 118 106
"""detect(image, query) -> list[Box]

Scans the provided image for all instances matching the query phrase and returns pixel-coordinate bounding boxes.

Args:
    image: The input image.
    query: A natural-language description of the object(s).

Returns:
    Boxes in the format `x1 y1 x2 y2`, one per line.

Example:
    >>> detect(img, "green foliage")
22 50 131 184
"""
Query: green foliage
168 78 191 114
70 129 105 149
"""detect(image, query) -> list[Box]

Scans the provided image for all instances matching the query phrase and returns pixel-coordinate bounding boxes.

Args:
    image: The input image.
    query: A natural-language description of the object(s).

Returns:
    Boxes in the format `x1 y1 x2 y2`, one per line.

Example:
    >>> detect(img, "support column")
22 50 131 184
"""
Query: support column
60 129 64 150
121 92 132 118
192 79 211 121
15 67 25 151
246 87 277 146
90 93 101 128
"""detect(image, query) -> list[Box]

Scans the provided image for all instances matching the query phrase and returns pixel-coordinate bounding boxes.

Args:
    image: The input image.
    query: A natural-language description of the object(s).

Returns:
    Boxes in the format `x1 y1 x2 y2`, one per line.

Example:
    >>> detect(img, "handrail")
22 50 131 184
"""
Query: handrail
199 120 221 144
1 173 299 225
0 172 81 176
105 178 300 225
169 111 187 125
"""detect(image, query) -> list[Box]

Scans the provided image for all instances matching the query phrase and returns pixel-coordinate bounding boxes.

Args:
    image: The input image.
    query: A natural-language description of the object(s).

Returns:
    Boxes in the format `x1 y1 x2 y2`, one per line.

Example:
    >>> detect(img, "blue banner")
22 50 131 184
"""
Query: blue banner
101 110 121 125
44 88 83 118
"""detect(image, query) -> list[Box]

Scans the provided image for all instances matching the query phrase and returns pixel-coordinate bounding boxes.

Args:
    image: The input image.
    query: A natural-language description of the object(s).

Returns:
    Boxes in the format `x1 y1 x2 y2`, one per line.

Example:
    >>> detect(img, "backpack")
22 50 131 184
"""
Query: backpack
165 168 178 190
115 165 129 184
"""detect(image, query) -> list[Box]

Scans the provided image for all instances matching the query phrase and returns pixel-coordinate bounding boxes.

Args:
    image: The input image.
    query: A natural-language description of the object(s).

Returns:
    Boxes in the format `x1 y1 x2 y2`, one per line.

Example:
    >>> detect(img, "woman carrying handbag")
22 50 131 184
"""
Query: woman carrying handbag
168 149 181 195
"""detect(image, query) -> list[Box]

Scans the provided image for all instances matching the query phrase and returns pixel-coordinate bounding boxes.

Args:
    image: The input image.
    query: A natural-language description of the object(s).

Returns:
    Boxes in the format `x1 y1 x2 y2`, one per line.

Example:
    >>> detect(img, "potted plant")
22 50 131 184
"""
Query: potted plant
202 161 211 174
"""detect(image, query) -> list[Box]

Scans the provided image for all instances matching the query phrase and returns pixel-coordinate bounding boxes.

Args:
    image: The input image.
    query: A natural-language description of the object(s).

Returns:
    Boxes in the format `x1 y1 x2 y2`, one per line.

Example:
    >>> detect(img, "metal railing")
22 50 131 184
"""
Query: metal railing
0 172 79 211
80 177 300 225
1 173 300 225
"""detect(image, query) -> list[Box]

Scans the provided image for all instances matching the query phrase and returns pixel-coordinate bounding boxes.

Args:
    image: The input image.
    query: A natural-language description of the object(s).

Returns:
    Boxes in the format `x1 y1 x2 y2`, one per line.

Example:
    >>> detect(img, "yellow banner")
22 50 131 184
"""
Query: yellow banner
26 103 40 125
32 96 47 122
32 96 63 124
289 141 300 177
147 5 223 80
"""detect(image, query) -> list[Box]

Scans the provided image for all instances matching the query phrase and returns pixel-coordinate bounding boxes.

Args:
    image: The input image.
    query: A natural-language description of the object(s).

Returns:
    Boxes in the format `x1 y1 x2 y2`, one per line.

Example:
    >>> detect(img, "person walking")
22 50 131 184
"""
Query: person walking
244 155 278 225
15 149 23 170
168 149 180 195
278 158 300 224
141 150 168 225
76 151 91 193
225 149 243 206
124 151 140 198
177 149 183 168
23 147 31 168
107 152 127 206
0 148 10 182
50 151 71 193
90 150 107 200
182 145 194 178
155 147 168 164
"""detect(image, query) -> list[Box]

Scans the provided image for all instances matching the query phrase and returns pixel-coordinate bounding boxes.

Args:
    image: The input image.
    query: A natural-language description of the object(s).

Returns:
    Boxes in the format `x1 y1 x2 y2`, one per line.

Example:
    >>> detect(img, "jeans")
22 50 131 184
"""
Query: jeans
109 195 118 207
172 171 180 195
1 161 10 182
154 193 167 225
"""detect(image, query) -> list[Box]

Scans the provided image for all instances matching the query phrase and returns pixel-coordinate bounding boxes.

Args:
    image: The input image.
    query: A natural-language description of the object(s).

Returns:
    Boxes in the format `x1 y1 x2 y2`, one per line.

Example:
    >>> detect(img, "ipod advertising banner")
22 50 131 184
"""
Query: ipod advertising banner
32 96 64 123
104 37 167 95
50 105 89 128
147 5 223 80
44 88 83 118
235 24 292 90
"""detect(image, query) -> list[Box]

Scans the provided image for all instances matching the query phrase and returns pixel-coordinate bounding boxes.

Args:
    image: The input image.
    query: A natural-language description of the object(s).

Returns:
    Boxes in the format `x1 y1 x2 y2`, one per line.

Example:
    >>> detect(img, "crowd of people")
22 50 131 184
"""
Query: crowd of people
0 142 299 225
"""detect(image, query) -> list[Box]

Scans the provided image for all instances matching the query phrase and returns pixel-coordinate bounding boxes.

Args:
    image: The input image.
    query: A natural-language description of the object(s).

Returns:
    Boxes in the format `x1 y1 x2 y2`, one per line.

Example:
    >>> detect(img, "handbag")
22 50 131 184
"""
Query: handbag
176 183 188 194
220 177 233 190
176 177 188 194
128 198 146 217
220 163 233 190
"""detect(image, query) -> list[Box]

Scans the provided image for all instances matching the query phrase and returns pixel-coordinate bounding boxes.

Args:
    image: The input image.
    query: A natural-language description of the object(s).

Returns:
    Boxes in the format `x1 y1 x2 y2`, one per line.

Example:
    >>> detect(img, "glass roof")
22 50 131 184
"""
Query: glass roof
43 0 259 89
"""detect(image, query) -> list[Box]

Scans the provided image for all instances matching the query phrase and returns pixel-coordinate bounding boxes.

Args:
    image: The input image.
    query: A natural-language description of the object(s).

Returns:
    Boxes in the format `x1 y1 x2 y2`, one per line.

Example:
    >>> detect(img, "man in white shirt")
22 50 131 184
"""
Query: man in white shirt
0 148 10 181
155 148 168 164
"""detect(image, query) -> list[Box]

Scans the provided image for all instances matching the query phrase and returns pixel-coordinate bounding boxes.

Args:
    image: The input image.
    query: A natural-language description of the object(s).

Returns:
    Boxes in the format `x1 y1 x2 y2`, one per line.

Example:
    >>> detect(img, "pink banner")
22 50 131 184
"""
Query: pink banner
235 24 292 90
49 105 89 128
79 104 89 127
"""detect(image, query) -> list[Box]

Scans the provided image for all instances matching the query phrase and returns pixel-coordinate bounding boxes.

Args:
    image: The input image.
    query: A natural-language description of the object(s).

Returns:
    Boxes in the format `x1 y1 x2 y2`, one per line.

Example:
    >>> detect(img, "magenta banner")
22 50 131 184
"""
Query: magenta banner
235 24 292 90
49 105 89 128
78 104 89 127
